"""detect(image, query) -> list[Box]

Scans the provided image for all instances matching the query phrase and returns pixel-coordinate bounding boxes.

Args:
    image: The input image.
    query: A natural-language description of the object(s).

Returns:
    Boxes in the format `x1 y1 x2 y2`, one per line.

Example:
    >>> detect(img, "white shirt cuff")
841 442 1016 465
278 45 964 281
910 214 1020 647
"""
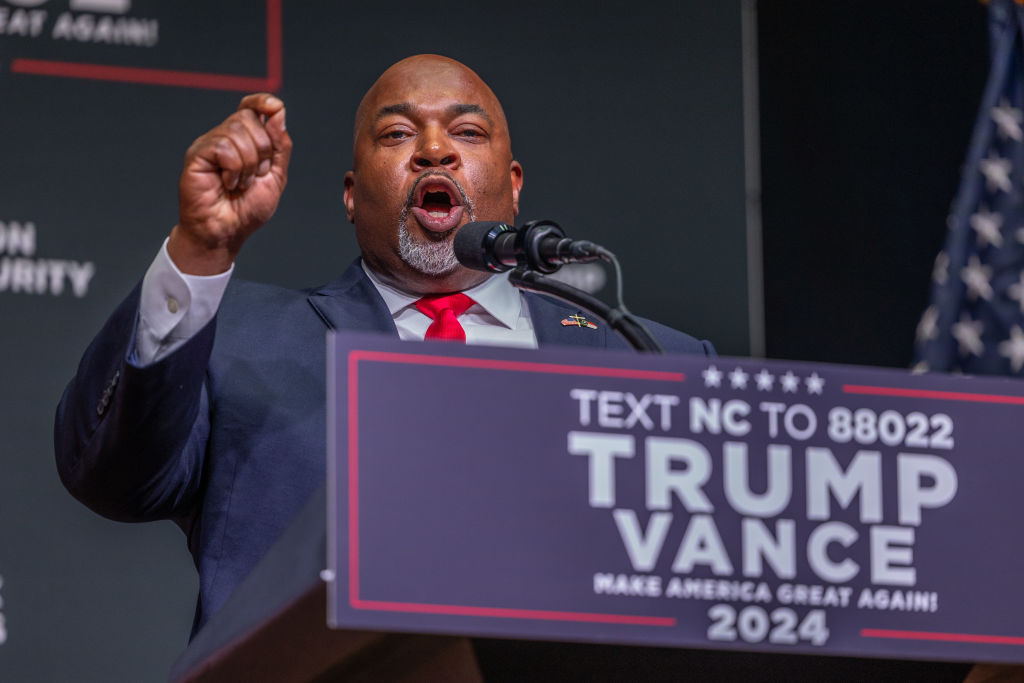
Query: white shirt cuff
134 237 233 365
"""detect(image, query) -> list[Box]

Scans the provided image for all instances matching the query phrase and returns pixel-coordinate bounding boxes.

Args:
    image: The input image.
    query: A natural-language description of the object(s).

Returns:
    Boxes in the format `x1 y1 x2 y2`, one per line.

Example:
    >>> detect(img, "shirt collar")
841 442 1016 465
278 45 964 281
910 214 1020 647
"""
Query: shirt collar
361 260 523 330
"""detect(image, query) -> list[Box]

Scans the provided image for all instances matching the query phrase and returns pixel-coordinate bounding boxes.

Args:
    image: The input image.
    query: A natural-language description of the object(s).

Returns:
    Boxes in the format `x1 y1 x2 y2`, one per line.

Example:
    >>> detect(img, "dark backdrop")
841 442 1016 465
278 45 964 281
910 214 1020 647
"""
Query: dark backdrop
759 0 989 367
0 0 997 680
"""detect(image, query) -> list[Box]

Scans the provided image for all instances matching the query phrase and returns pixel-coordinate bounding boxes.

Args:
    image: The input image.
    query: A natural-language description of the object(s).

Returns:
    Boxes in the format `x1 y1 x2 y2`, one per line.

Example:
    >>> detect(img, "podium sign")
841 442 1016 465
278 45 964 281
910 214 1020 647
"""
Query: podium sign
326 332 1024 663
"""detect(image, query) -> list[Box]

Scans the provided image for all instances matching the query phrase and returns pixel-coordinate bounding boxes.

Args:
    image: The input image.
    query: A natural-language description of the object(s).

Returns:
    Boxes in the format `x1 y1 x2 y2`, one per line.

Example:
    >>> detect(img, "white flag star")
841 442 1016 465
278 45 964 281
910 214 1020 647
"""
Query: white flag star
969 207 1004 248
932 251 949 285
979 152 1013 193
916 305 939 342
952 315 985 357
1008 272 1024 313
992 99 1024 141
754 369 774 391
702 365 723 388
728 367 749 390
962 254 994 301
780 371 799 393
805 372 825 394
999 326 1024 373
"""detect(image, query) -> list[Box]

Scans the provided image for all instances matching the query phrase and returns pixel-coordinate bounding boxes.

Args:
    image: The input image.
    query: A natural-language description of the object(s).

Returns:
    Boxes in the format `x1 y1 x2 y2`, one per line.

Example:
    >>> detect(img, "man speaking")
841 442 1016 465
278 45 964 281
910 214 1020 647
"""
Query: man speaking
54 54 713 636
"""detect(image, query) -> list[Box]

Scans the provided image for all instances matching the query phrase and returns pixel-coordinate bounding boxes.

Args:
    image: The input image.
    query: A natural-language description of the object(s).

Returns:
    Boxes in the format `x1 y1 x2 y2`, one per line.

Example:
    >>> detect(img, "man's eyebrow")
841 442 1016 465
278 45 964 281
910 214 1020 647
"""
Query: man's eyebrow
375 103 412 120
373 102 493 125
448 103 492 124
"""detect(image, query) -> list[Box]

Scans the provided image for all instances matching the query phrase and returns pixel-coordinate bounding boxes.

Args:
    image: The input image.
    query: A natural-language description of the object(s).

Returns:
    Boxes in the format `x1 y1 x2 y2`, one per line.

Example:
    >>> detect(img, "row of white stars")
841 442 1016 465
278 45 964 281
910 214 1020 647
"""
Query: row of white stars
701 365 825 394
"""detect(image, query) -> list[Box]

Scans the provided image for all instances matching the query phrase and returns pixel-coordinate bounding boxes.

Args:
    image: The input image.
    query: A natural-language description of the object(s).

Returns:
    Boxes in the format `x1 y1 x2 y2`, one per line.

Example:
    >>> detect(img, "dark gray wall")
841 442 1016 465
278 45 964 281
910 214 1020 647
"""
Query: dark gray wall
0 1 747 680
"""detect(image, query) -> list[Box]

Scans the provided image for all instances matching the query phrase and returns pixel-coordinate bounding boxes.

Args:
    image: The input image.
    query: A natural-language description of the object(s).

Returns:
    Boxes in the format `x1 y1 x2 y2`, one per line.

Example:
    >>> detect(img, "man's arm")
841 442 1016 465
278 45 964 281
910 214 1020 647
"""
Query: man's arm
54 285 217 521
54 94 292 521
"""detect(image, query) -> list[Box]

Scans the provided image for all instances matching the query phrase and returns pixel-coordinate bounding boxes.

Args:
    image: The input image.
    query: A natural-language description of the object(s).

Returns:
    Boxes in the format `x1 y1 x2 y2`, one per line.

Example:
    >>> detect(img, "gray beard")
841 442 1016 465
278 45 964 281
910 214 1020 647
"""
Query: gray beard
397 209 462 277
396 171 475 277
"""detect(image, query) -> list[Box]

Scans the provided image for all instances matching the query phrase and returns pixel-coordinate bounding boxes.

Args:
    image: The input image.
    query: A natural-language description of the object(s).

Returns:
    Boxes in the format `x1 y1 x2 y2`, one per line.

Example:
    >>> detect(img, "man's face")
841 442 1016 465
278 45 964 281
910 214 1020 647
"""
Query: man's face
344 56 523 295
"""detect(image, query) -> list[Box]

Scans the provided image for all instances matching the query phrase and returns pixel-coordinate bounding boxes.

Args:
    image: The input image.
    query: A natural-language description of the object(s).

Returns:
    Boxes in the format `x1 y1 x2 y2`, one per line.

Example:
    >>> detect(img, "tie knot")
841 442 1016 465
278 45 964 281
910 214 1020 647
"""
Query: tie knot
415 292 475 320
415 292 475 342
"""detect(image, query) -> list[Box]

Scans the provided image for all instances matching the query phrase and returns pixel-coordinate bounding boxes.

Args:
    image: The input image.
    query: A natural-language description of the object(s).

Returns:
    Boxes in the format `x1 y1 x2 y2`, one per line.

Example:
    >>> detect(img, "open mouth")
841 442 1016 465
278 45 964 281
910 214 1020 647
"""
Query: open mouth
410 177 466 233
422 189 455 217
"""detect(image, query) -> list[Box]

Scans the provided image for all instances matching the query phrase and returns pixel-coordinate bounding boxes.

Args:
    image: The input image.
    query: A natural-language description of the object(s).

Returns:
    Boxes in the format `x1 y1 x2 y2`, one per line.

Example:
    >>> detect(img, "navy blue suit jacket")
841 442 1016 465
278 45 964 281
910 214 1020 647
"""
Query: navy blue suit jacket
55 260 714 634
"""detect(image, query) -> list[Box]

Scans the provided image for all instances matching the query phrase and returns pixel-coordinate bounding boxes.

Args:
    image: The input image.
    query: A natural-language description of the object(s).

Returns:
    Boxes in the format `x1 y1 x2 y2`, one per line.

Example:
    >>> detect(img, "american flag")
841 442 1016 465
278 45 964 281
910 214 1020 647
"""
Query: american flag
915 0 1024 376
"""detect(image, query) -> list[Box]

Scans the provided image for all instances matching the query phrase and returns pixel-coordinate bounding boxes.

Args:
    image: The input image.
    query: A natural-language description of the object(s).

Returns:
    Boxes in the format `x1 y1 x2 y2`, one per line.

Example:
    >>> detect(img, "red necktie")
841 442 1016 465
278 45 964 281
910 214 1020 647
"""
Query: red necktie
415 292 475 342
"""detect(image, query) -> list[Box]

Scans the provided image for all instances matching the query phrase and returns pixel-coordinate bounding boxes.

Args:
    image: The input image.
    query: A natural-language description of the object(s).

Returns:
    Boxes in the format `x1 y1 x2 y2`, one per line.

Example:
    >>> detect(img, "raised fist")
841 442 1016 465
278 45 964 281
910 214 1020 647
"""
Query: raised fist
168 93 292 275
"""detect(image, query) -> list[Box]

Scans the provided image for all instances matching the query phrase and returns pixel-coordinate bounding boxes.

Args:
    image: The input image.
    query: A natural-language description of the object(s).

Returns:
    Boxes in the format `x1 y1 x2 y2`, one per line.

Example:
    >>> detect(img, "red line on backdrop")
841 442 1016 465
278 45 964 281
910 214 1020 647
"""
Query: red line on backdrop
843 384 1024 405
344 347 679 626
263 0 283 89
10 0 283 92
348 349 686 382
862 628 1024 646
351 599 677 627
7 60 275 91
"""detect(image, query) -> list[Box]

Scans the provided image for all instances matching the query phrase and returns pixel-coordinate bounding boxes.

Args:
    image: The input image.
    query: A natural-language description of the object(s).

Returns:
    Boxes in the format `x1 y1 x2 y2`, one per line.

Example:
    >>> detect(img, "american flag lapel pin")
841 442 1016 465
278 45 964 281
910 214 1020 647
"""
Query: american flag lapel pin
561 313 598 330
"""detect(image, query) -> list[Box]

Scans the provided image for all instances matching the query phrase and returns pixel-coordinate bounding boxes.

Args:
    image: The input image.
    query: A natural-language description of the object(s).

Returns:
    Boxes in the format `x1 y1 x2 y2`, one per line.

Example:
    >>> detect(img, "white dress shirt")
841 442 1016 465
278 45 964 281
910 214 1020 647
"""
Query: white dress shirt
360 262 537 348
133 239 537 365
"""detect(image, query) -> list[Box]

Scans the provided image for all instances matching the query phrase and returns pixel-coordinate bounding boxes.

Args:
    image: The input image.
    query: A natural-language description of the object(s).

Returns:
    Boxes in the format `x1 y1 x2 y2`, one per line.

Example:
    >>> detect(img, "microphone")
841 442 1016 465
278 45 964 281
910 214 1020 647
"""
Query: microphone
453 220 605 274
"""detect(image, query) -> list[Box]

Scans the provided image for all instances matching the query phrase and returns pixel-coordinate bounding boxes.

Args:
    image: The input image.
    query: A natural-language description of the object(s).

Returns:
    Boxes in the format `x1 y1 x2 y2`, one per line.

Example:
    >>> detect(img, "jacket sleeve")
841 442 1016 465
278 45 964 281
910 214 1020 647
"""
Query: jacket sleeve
54 283 215 523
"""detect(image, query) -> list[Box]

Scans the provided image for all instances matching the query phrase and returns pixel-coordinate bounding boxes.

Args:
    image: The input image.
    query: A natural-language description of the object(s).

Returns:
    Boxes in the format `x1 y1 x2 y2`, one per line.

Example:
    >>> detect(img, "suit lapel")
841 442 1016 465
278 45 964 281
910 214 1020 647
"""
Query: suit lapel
306 259 398 335
526 291 609 349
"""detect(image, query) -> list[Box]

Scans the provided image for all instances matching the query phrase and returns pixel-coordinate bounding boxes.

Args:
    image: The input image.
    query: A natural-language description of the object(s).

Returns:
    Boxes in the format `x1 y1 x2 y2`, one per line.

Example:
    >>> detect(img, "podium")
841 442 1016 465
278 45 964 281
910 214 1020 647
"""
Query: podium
170 333 1024 681
169 484 483 682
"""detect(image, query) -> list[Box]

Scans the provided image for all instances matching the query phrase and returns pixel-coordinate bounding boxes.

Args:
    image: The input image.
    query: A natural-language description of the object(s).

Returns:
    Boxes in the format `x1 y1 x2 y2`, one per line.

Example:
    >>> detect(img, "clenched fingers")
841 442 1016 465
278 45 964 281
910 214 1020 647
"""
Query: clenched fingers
238 93 291 181
227 110 273 190
186 94 291 193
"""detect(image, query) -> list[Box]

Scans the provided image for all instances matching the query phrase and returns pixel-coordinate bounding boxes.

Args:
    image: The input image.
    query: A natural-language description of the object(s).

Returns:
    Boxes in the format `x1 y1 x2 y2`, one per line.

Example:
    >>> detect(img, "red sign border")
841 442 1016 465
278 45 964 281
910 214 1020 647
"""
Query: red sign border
8 0 282 92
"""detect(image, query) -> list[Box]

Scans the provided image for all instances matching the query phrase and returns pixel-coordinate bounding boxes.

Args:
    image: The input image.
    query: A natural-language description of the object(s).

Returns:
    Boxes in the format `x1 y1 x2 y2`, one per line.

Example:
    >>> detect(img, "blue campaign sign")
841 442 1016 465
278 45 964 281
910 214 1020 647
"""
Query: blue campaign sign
326 332 1024 663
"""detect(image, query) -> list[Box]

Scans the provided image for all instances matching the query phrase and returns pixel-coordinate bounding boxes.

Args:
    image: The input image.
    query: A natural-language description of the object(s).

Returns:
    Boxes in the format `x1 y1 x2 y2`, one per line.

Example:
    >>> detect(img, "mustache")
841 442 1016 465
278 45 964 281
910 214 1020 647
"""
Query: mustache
404 171 473 212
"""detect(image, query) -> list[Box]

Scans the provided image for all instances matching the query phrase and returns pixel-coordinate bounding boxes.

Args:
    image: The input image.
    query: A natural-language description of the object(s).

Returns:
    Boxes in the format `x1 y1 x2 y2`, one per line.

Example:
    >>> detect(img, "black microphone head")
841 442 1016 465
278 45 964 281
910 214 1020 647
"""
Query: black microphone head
454 221 517 272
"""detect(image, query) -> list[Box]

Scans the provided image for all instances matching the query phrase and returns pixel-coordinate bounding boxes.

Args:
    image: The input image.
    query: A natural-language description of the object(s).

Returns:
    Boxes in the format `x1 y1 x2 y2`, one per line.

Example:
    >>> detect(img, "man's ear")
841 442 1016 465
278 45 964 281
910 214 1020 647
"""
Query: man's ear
343 171 356 223
509 160 524 216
